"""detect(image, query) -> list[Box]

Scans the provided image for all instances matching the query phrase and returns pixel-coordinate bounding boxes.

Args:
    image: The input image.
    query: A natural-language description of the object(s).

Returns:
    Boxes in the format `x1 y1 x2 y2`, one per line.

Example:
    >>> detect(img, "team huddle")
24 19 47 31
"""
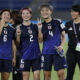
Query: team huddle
0 3 80 80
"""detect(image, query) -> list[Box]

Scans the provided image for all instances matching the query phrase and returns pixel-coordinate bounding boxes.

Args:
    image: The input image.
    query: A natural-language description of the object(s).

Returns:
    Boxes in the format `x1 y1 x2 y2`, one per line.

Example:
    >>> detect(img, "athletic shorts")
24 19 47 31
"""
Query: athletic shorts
0 59 12 72
20 57 41 72
43 54 67 71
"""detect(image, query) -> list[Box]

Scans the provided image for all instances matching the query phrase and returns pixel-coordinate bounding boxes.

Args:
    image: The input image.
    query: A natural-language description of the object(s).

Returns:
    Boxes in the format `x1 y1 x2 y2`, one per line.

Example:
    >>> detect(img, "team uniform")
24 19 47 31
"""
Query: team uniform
0 26 15 72
19 23 41 72
42 19 67 71
65 21 80 80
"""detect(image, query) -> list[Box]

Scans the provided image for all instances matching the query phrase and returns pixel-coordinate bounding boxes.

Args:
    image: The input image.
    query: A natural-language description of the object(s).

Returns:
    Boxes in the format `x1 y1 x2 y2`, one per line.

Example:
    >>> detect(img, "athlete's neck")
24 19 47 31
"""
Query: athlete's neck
23 20 31 26
73 17 80 24
4 22 8 27
44 17 52 23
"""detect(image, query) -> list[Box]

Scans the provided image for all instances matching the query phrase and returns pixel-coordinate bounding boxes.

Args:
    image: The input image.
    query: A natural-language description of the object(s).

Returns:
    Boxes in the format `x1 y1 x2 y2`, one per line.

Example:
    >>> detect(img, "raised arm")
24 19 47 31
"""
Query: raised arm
37 18 43 43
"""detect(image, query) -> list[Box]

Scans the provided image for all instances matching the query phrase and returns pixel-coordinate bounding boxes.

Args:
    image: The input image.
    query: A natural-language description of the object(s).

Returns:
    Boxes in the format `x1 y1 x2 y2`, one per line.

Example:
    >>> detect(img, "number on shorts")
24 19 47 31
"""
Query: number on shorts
21 59 24 64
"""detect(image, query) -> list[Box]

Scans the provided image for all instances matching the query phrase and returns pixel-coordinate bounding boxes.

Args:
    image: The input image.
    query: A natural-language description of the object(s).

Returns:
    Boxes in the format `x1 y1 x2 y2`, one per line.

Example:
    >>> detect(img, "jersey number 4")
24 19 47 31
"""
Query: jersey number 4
49 31 53 37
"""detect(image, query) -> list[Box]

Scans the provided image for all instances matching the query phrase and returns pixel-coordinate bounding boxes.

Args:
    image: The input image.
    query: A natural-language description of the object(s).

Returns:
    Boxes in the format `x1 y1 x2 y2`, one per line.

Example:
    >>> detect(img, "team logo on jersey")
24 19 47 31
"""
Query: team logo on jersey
28 30 32 34
4 30 7 34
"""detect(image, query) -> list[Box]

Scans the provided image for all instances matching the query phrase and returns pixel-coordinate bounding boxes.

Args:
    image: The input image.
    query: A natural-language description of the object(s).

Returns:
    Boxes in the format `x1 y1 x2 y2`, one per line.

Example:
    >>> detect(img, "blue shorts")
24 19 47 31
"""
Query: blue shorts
43 54 67 71
20 57 41 72
0 59 12 72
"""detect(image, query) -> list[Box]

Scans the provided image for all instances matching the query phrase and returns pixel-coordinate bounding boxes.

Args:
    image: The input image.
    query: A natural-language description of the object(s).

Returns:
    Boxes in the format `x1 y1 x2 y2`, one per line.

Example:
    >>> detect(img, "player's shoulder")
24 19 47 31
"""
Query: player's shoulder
8 25 15 31
65 20 73 31
65 20 73 28
53 18 62 24
54 18 66 29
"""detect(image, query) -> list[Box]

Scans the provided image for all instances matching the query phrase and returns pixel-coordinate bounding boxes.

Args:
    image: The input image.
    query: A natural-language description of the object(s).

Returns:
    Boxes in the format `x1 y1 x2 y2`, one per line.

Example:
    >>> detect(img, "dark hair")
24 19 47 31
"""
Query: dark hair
0 9 11 16
39 4 53 11
11 10 20 22
71 4 80 13
11 10 22 26
14 16 22 26
20 7 32 14
11 10 20 17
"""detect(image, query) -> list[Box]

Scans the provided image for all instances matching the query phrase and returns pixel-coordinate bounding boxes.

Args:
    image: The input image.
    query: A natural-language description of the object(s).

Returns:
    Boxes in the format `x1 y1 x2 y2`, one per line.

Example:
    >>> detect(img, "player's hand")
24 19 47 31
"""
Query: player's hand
12 58 16 67
16 25 21 36
37 18 42 29
57 46 63 52
0 20 5 27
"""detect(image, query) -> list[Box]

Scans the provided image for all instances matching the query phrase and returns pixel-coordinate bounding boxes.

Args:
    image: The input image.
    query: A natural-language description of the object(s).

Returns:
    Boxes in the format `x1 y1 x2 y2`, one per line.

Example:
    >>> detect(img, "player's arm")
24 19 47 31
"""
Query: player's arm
60 31 66 48
16 34 21 46
58 31 66 52
58 22 66 52
37 18 43 43
38 26 43 43
12 40 16 67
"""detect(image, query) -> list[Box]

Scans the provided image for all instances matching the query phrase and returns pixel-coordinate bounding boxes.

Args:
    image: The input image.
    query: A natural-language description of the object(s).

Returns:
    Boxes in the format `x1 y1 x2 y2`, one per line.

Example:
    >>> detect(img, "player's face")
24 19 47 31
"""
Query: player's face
40 7 52 19
22 9 32 21
1 11 10 23
71 10 80 19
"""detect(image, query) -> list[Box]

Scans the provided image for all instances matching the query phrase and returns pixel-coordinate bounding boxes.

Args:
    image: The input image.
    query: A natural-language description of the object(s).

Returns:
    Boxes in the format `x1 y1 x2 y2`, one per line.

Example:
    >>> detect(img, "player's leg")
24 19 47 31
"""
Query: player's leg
20 59 31 80
23 72 30 80
33 71 40 80
53 54 67 80
57 69 65 80
44 71 51 80
66 49 76 80
32 57 41 80
1 72 10 80
43 55 53 80
1 59 12 80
